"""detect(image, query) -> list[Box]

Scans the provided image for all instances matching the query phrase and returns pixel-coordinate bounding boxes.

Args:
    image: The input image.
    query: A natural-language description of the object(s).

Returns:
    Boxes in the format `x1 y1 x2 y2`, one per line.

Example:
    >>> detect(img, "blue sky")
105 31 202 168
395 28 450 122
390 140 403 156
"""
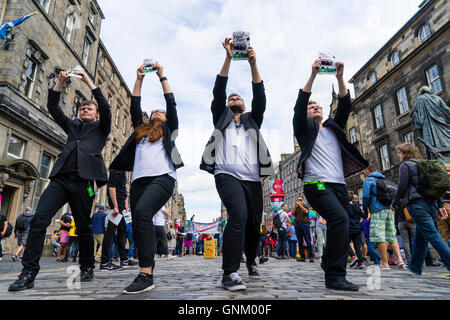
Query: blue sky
97 0 421 222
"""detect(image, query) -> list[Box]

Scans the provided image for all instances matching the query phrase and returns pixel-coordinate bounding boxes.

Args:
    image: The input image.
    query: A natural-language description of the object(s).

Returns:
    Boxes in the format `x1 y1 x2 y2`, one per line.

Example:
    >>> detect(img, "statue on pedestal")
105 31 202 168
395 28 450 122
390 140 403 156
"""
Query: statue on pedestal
411 86 450 161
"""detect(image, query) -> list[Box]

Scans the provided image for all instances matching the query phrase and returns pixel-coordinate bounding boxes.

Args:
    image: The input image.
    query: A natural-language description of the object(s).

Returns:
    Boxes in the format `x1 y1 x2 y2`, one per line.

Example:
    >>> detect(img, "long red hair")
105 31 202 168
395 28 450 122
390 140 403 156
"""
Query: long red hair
134 119 163 144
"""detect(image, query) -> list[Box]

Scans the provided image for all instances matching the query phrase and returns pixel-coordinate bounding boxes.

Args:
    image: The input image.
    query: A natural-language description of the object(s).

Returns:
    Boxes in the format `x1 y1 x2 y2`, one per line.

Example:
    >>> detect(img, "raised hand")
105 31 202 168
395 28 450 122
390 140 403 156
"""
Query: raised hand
336 61 344 79
54 70 72 92
74 70 96 90
153 62 164 79
312 59 321 75
222 37 234 59
248 46 256 66
137 65 145 80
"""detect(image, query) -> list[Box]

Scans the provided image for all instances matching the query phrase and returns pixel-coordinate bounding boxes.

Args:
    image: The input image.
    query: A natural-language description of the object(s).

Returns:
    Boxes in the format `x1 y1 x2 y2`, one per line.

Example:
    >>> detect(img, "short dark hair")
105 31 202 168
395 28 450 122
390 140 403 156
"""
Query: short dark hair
228 93 244 105
366 163 377 173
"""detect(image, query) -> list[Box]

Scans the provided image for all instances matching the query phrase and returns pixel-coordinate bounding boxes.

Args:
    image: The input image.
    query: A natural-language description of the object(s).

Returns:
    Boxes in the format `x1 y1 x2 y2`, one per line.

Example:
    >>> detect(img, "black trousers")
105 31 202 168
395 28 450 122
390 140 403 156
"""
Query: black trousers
22 175 95 273
349 232 364 262
215 173 263 273
155 225 169 256
101 204 127 264
277 227 288 256
130 175 175 268
304 183 349 284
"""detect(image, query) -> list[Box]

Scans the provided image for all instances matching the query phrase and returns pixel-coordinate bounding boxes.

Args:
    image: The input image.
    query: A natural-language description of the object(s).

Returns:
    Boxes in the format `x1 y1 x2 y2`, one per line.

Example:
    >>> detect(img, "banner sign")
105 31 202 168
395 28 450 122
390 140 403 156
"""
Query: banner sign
184 220 226 234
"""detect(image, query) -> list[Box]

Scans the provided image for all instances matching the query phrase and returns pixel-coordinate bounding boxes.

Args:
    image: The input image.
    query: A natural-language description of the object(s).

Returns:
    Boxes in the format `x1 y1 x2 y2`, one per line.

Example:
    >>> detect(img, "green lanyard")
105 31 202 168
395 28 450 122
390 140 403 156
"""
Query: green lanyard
304 181 326 191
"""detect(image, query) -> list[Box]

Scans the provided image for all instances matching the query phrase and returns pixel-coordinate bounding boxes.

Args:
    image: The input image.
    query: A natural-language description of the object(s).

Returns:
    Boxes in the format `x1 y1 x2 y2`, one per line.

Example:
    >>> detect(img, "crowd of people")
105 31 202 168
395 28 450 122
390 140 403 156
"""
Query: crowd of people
0 36 448 295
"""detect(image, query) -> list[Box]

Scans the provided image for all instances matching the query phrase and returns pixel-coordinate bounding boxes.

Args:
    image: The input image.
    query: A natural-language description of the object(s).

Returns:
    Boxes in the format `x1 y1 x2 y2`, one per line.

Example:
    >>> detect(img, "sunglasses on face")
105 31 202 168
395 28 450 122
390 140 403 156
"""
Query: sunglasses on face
151 109 166 116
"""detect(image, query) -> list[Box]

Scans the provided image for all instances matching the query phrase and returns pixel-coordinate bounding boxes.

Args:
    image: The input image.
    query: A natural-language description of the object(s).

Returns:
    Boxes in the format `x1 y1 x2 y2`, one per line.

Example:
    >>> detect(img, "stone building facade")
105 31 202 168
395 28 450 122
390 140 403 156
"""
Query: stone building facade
343 0 450 194
0 0 185 254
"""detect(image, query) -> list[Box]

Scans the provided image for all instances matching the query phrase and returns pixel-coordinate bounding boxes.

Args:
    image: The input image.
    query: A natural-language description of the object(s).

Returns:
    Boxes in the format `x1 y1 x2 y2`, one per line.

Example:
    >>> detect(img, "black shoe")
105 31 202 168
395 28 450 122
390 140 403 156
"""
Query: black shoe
123 273 155 294
310 258 315 263
8 270 36 292
297 257 306 262
326 279 359 291
247 263 260 279
121 259 138 268
100 262 123 271
80 268 94 282
259 256 269 264
72 258 77 263
60 258 68 262
221 272 246 291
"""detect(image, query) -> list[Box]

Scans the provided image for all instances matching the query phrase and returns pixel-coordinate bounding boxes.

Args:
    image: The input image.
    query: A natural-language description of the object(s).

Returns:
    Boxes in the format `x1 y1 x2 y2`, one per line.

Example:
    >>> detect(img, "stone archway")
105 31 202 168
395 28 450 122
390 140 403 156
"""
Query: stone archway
0 158 40 198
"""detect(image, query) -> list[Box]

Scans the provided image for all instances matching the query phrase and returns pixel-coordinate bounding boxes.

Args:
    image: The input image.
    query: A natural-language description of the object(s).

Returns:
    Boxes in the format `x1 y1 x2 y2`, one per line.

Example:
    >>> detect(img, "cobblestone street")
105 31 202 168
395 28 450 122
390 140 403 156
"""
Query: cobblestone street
0 254 448 300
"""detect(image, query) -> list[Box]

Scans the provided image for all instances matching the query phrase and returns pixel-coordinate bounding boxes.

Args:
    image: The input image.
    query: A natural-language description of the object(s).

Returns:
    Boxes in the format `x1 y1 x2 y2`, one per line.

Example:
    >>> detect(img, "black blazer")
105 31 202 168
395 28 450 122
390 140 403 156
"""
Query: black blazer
110 93 183 172
200 75 274 177
47 88 111 187
293 89 368 179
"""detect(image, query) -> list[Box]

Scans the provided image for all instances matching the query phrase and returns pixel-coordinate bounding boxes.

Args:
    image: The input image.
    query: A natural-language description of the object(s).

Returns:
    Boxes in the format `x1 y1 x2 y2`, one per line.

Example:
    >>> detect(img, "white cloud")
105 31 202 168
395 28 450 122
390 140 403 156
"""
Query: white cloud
97 0 422 221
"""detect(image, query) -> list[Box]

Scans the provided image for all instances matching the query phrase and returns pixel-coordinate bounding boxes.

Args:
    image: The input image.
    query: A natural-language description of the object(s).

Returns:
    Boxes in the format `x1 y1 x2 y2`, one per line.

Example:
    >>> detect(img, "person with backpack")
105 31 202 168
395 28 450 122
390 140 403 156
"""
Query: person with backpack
12 207 34 262
362 164 405 270
57 211 72 262
274 204 290 259
391 143 450 276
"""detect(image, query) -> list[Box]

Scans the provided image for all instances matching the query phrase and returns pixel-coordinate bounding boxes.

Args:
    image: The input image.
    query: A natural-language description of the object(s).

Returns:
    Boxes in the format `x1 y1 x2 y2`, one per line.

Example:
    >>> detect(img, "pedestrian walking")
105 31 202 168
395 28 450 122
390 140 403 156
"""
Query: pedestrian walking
176 222 185 256
287 224 298 259
276 205 291 259
200 38 273 291
67 218 78 262
153 203 172 259
109 62 183 294
91 205 107 263
315 213 327 262
167 225 176 255
362 164 405 270
12 207 34 262
57 211 72 262
9 68 111 292
347 192 368 269
293 59 368 291
100 169 137 271
391 143 450 276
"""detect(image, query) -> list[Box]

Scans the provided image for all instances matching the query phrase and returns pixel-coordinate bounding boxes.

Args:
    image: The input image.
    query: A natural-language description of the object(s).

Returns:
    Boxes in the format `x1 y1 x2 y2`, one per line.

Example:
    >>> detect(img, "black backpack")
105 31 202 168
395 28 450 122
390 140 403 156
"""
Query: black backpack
3 222 13 238
375 178 398 206
15 214 28 232
273 212 283 229
166 230 173 241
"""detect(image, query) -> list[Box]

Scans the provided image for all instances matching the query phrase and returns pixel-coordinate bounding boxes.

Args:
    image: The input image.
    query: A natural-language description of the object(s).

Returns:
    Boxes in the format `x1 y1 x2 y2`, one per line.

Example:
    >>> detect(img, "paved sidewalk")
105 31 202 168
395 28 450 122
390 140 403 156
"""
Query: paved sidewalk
0 255 448 300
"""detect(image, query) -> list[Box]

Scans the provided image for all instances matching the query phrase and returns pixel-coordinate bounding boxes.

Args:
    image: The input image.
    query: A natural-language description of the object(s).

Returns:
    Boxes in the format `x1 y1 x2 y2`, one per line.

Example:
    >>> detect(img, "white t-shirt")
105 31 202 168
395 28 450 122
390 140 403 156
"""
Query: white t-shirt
132 137 177 182
153 206 166 226
303 127 345 184
278 210 290 229
214 120 259 182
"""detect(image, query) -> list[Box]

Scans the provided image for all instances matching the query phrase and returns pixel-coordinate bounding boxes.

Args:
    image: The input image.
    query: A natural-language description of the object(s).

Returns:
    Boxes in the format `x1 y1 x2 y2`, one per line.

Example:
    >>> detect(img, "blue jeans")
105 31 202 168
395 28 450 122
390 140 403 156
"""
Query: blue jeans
366 236 381 265
288 240 297 258
294 223 313 258
277 228 288 256
407 201 450 274
127 229 135 259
